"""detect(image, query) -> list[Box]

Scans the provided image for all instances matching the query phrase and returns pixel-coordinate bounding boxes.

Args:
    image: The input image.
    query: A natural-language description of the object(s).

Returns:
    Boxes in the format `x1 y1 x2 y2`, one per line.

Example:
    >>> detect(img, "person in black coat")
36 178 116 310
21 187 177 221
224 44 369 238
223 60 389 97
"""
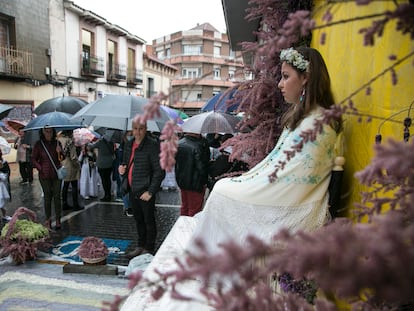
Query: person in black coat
119 115 165 258
175 132 210 216
207 146 248 191
90 136 115 202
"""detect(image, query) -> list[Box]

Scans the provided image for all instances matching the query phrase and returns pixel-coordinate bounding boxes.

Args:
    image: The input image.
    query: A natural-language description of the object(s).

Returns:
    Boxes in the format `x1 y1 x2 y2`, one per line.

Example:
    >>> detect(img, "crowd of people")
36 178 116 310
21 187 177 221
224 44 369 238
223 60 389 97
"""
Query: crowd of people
0 127 135 228
0 47 341 271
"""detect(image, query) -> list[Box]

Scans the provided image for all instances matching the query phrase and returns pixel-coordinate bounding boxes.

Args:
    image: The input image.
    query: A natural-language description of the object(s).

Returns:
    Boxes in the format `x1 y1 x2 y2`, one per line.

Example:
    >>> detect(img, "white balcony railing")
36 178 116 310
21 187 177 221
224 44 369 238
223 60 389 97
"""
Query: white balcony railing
0 46 33 77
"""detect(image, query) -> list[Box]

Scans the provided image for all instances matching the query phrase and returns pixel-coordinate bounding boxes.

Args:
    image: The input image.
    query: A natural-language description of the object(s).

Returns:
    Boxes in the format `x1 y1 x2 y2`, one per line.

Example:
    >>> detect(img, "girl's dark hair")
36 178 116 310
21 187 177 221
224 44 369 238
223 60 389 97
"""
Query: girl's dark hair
281 47 341 132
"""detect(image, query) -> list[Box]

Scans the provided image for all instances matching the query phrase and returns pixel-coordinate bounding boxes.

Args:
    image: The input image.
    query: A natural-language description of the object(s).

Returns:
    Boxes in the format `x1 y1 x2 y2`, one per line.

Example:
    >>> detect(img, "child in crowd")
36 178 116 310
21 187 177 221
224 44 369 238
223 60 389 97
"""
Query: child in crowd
0 149 11 222
78 143 102 199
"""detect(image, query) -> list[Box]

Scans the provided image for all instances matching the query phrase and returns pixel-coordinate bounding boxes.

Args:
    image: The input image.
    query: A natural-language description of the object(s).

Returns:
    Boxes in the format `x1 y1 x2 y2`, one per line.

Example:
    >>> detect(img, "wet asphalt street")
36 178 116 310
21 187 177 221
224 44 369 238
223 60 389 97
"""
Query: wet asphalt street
1 163 181 266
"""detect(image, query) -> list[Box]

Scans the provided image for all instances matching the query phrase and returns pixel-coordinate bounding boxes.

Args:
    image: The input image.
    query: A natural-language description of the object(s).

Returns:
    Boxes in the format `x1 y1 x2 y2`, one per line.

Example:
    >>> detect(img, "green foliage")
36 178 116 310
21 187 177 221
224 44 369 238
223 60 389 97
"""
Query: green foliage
1 219 49 241
0 207 51 264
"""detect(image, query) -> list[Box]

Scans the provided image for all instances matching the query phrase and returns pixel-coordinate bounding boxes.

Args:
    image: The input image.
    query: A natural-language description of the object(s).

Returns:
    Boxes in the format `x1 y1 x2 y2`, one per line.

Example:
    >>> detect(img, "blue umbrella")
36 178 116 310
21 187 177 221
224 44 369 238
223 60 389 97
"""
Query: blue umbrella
160 106 188 125
23 111 83 131
201 89 239 113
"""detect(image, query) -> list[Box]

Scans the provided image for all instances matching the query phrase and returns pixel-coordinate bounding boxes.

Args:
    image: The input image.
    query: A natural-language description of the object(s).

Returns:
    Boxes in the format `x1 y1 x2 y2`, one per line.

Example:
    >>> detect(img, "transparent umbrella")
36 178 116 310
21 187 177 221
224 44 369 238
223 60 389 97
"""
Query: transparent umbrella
73 128 101 147
181 111 241 134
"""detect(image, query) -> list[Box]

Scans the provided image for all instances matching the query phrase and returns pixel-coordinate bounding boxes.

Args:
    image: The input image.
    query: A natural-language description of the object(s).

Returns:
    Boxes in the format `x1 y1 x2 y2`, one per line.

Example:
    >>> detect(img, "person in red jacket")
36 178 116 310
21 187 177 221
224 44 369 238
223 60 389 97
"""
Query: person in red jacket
32 127 64 229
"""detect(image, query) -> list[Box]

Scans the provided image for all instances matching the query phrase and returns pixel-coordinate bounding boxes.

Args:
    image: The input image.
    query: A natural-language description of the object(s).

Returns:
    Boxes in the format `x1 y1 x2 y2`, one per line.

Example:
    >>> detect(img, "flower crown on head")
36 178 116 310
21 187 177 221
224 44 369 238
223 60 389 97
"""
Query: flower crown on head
280 48 309 72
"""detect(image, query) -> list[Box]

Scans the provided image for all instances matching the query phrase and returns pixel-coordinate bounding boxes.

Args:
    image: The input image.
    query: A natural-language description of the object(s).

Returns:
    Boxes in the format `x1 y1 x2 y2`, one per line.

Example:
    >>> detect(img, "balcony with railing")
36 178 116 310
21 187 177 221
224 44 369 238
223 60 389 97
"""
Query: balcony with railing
127 68 143 85
107 63 126 81
81 54 105 77
0 46 33 78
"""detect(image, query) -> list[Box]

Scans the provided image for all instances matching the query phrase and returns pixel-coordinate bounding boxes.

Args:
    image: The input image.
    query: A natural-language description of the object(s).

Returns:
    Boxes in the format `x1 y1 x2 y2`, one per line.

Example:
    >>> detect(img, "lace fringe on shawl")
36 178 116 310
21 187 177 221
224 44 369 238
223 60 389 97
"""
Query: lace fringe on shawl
189 191 330 256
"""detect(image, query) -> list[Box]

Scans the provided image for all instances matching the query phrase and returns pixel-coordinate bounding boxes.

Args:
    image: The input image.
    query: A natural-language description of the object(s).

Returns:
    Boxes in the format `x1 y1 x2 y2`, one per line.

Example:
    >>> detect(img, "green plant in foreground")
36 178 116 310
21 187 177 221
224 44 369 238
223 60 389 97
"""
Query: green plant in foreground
0 207 51 264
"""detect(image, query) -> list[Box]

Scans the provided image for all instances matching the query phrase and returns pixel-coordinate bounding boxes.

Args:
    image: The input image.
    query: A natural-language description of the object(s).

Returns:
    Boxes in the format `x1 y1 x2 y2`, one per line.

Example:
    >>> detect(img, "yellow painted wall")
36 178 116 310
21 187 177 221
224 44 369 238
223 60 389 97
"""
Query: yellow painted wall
312 1 414 216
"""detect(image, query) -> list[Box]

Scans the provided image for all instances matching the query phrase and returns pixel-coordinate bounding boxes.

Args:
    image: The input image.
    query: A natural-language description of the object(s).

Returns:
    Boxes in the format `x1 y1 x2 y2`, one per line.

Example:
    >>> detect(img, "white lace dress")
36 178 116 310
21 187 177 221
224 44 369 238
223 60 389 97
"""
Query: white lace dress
78 153 103 199
0 172 10 209
188 107 337 254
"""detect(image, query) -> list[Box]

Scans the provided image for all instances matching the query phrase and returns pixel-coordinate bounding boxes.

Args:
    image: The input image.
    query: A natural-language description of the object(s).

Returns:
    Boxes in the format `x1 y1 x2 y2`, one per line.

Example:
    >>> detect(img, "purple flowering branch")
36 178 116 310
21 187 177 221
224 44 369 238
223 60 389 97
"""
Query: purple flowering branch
103 2 414 309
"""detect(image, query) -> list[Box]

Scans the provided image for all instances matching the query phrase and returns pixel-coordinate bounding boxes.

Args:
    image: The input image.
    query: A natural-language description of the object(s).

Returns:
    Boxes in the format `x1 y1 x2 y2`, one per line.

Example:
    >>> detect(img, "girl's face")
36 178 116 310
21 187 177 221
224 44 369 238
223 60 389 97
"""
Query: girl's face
132 122 147 143
278 62 307 105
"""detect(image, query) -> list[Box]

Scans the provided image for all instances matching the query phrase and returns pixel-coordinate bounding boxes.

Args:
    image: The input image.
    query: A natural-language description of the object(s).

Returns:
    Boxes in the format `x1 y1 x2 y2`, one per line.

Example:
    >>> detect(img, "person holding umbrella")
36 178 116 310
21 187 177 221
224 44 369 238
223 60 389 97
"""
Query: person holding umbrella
90 134 115 202
31 127 65 229
58 130 82 211
14 129 33 185
119 115 165 258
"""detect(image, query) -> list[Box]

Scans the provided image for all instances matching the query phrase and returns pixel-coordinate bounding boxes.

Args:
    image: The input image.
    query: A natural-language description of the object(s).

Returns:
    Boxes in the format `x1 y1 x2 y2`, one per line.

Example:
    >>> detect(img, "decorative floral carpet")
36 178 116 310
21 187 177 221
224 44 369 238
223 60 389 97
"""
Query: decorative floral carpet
52 235 131 264
0 261 129 310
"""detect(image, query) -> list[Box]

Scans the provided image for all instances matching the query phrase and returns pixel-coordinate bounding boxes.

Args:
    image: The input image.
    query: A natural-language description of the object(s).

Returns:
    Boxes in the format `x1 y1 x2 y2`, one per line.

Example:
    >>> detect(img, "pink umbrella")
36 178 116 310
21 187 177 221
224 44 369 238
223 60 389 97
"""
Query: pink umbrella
4 119 27 136
73 128 100 147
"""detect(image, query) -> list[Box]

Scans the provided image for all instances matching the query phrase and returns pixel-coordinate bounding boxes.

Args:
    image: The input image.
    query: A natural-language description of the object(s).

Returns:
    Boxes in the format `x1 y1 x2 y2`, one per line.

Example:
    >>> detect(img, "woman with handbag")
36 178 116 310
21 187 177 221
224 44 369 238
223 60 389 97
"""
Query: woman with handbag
32 127 65 229
58 130 82 211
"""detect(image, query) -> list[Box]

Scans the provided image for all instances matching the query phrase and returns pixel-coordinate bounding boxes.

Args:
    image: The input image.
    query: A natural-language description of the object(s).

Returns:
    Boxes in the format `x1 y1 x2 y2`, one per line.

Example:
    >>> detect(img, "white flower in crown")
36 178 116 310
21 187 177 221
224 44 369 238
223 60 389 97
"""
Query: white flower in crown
280 48 309 71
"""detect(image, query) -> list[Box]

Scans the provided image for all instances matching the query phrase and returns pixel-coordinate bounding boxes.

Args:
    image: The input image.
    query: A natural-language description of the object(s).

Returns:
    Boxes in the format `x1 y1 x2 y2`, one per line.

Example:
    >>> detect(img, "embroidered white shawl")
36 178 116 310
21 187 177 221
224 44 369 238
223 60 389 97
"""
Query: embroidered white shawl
189 107 337 254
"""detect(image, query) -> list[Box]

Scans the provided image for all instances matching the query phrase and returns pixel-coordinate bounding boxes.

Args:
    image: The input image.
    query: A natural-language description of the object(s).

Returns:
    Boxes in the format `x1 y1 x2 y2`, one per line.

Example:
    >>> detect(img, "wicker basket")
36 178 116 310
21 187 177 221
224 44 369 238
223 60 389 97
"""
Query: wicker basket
81 256 107 265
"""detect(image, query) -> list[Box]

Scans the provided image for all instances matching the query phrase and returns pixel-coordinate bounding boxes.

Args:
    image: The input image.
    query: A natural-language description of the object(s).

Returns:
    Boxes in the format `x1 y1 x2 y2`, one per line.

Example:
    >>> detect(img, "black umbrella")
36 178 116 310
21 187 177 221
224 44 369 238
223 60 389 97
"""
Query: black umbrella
22 111 84 145
0 103 15 119
23 111 83 132
34 95 88 115
95 127 125 143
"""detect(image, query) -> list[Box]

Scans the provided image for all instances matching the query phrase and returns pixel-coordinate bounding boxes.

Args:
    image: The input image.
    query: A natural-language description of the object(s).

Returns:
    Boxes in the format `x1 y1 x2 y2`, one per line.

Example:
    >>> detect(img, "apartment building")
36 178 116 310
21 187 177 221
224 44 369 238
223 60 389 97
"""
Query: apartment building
143 46 177 102
0 0 51 128
57 0 145 101
0 0 147 112
1 1 240 126
150 23 245 116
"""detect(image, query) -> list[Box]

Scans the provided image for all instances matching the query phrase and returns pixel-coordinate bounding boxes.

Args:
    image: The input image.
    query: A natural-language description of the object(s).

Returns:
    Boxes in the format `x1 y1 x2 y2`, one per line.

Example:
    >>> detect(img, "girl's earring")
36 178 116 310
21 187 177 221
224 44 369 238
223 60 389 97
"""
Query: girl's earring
299 88 306 104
